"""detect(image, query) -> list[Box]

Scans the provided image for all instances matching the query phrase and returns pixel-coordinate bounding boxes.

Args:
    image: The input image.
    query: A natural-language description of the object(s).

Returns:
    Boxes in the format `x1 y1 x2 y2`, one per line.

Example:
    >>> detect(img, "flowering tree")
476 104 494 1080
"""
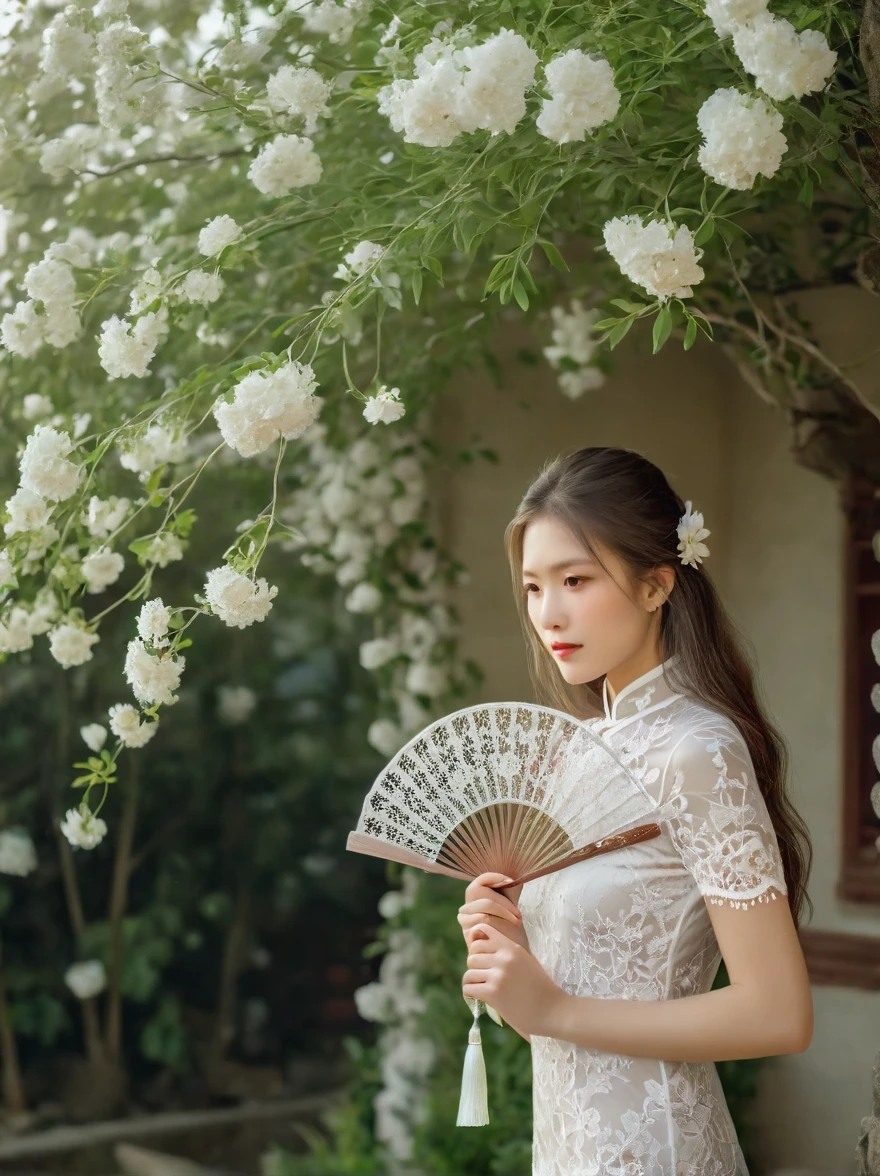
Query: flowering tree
0 0 874 1165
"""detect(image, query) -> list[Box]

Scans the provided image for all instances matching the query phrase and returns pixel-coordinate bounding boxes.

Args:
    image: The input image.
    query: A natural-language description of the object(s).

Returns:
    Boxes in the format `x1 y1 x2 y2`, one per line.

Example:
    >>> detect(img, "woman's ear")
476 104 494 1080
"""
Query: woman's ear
644 565 676 613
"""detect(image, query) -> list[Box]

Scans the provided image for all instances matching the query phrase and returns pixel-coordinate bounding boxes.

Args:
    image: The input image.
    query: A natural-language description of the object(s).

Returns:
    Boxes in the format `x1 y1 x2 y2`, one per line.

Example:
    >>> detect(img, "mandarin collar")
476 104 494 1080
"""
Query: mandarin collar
601 654 681 723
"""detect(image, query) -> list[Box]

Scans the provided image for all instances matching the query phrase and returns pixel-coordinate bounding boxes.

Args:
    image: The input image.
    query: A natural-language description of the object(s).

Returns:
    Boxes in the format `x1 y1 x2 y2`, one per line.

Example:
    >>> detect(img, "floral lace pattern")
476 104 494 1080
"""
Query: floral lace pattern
517 655 787 1175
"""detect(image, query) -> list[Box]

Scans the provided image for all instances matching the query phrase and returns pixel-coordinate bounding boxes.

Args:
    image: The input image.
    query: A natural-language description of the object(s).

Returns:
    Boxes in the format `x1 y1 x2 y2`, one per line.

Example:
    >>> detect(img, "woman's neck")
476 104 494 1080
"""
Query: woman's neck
604 646 666 707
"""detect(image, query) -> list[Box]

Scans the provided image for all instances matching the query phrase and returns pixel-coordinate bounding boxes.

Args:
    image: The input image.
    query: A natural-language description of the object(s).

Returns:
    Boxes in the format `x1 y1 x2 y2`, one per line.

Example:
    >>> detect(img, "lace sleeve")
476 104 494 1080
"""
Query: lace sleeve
662 719 788 910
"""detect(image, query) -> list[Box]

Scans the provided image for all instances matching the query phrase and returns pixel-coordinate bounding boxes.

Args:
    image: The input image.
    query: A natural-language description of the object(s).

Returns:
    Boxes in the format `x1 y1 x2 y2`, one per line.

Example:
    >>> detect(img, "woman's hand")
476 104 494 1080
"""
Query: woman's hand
462 922 569 1038
458 871 530 953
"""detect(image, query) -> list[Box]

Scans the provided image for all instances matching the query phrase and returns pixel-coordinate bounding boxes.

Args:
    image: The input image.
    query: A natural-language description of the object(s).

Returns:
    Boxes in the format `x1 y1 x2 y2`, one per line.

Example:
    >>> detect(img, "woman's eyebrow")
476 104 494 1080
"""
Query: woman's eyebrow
522 559 592 577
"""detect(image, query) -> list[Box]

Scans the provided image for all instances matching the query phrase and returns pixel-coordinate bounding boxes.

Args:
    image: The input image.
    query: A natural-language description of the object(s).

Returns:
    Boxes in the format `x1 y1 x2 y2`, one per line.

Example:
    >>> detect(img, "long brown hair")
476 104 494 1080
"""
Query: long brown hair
504 446 813 930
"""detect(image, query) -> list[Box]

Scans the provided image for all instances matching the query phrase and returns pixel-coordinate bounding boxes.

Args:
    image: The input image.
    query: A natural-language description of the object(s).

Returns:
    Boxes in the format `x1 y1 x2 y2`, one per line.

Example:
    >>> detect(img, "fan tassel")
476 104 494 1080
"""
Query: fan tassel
456 1007 489 1126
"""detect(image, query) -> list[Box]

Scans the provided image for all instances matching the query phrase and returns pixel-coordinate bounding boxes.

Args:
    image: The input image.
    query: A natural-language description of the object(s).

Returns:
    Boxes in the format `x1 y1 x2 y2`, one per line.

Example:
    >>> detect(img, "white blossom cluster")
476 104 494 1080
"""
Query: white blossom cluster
137 597 171 646
697 88 787 191
81 546 125 594
118 423 189 479
363 384 405 425
213 360 322 458
49 622 100 668
64 959 106 999
0 589 59 654
542 298 606 399
602 215 705 302
1 254 82 358
98 307 169 379
142 532 185 568
0 426 121 669
124 637 185 707
536 49 621 144
265 65 332 134
203 566 278 629
352 872 436 1161
694 1 836 192
334 240 386 282
61 805 108 850
247 134 323 197
295 0 371 45
216 684 258 725
704 0 837 100
38 8 94 87
379 32 620 148
109 702 158 748
39 123 107 180
332 239 402 314
31 2 164 133
279 416 457 757
198 215 243 257
19 425 81 502
378 27 538 147
0 829 37 877
86 495 131 540
80 723 108 752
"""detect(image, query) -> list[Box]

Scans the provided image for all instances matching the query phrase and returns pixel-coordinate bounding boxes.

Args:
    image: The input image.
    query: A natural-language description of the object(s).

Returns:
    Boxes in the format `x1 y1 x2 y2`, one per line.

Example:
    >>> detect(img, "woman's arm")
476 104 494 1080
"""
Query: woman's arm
505 1020 532 1043
542 887 813 1062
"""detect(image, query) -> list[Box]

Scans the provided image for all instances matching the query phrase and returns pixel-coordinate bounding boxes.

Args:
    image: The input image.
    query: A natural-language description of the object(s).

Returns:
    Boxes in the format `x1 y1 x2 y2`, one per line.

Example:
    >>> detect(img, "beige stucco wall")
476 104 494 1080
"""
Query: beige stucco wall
431 287 880 1175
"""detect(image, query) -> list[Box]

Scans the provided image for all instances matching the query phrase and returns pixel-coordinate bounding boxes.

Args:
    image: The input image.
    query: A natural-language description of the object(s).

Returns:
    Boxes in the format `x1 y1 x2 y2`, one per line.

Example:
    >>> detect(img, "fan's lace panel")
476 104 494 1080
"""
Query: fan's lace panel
517 697 788 1176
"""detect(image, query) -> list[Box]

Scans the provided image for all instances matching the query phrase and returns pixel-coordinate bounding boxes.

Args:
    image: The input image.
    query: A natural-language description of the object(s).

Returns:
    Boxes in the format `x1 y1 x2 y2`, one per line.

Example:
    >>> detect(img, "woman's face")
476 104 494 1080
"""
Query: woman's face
521 513 664 686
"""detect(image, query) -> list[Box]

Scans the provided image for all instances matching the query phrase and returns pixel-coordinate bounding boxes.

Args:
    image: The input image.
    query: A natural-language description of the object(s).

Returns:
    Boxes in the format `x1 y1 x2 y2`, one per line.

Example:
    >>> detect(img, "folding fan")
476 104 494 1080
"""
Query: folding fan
346 701 662 1127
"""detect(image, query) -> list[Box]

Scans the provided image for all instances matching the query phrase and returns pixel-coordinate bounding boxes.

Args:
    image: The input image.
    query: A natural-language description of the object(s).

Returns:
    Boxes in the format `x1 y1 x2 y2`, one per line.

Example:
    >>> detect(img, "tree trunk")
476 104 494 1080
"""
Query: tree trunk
787 376 880 483
105 757 141 1065
0 934 27 1112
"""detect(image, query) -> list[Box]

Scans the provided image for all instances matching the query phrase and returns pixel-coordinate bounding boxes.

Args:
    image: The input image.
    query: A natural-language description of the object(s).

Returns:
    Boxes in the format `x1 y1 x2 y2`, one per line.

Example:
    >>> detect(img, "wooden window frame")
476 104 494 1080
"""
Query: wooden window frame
837 474 880 905
799 476 880 989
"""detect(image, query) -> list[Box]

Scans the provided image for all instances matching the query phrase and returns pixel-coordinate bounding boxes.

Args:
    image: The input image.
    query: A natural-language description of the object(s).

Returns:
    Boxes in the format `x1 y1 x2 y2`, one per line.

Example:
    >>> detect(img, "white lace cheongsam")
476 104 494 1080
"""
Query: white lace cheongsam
517 654 789 1176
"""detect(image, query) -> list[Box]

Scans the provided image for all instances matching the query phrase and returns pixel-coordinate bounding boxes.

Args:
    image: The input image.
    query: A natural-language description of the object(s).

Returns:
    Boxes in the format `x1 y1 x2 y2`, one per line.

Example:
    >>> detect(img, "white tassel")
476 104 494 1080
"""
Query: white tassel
456 1007 489 1126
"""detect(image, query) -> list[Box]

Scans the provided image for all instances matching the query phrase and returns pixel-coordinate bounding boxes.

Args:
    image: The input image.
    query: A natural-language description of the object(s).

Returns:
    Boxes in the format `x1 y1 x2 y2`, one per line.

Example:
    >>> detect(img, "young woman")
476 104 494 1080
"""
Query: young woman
458 446 814 1176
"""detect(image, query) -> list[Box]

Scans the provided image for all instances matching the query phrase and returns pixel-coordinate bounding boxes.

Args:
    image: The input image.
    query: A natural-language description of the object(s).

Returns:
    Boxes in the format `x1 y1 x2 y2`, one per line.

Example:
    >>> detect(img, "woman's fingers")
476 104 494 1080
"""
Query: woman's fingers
463 881 521 917
458 897 520 925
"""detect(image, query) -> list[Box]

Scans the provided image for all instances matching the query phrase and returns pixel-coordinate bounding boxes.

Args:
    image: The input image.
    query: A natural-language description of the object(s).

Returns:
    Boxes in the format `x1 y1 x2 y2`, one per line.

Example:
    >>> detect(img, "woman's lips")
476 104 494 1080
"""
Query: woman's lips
552 645 582 658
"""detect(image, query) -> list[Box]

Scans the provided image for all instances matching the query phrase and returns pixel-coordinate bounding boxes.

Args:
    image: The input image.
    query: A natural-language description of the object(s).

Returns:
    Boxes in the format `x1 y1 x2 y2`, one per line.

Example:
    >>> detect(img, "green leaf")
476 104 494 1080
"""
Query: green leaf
652 306 673 354
230 356 266 378
512 279 529 311
609 298 645 314
592 317 622 331
608 318 635 349
820 141 839 160
537 239 569 272
411 268 423 306
175 509 197 538
519 262 538 295
794 7 825 28
716 218 748 244
593 172 617 200
683 317 698 351
693 219 715 247
797 175 813 208
422 255 443 282
483 255 511 294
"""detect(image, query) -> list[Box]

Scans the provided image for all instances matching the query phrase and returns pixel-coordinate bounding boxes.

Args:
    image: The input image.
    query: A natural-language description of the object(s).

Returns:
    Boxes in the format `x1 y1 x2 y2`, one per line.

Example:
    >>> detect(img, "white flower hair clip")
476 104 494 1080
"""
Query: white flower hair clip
676 501 711 568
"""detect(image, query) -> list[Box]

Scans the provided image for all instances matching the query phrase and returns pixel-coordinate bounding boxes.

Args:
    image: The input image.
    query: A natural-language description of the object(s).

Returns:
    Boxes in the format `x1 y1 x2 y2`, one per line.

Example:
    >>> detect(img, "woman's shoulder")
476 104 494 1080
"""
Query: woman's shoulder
664 694 747 751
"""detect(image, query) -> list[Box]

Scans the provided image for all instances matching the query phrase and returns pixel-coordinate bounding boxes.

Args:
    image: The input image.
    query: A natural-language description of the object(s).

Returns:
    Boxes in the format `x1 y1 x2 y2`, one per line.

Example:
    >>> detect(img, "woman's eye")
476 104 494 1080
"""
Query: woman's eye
522 577 585 595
